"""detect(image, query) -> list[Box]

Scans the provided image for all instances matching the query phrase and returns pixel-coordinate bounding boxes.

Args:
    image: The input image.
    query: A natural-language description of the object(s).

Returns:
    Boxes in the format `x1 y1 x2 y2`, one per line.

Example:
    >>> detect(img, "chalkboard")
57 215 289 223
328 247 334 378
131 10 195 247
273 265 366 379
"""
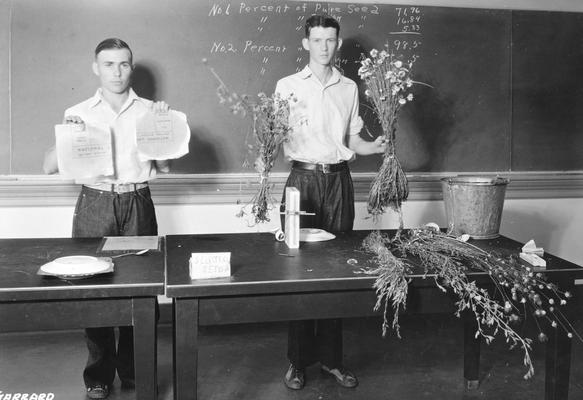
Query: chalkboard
0 0 580 175
511 10 583 171
0 0 9 174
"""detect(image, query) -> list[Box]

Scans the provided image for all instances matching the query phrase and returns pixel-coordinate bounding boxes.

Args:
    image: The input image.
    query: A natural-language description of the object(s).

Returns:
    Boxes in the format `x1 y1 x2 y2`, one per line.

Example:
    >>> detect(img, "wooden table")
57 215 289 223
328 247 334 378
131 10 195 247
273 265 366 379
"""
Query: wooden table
166 230 582 400
0 237 164 400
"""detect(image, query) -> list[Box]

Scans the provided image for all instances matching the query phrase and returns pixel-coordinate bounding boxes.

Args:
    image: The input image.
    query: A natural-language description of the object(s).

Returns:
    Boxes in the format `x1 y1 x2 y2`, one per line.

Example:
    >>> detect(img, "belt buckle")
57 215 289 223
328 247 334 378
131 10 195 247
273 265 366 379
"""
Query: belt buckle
320 163 330 174
114 183 131 193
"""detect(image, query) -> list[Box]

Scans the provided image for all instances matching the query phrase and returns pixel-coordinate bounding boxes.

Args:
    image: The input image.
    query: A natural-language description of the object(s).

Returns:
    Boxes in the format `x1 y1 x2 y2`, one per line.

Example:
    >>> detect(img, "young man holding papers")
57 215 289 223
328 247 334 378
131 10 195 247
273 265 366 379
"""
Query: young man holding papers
44 38 188 399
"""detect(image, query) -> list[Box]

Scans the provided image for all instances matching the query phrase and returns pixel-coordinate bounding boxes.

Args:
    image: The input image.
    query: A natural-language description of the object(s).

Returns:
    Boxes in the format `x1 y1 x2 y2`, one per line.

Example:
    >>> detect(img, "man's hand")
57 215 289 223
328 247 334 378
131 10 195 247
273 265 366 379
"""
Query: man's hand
151 101 170 113
372 136 387 154
63 115 85 129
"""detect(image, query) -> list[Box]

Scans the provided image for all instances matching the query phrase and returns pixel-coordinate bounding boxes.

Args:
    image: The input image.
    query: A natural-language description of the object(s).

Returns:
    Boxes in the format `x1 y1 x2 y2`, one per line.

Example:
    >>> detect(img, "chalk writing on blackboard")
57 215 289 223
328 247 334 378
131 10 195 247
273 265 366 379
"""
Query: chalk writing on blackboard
390 6 423 63
395 6 422 33
205 2 420 77
10 1 579 175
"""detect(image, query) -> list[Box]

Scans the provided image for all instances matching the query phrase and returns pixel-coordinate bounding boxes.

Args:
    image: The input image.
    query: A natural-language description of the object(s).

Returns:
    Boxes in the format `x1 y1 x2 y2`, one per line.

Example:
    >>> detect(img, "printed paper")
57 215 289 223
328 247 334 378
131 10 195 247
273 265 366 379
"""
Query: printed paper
136 110 190 160
55 123 113 180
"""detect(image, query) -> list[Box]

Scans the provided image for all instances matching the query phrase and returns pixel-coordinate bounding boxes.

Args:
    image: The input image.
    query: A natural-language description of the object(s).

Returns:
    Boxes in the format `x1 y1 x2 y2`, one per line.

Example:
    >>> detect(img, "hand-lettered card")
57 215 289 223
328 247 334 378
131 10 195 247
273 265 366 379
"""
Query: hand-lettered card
189 252 231 280
55 123 114 180
135 110 190 161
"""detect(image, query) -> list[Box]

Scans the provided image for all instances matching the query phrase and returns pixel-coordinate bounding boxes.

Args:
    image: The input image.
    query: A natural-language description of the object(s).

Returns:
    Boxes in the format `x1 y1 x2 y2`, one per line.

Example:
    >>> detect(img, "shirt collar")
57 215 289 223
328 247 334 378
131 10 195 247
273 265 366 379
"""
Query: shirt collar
299 65 313 79
89 88 140 109
300 65 342 86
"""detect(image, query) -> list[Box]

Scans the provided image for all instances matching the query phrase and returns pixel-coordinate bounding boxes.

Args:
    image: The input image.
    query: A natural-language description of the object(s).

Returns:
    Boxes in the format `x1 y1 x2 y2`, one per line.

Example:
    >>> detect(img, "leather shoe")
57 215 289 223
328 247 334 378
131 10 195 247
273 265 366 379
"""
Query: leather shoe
284 364 305 390
321 365 358 388
86 383 109 399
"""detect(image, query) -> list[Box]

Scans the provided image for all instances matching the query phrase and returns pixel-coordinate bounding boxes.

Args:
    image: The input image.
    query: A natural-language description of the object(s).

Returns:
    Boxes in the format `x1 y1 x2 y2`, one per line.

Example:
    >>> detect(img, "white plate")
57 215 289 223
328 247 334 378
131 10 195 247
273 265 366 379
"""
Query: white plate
300 228 336 242
40 255 112 277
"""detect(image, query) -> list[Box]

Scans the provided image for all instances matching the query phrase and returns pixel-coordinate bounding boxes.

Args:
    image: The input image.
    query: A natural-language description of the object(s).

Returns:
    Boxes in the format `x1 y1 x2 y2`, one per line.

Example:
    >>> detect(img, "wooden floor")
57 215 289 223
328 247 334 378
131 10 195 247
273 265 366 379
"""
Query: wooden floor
1 314 583 400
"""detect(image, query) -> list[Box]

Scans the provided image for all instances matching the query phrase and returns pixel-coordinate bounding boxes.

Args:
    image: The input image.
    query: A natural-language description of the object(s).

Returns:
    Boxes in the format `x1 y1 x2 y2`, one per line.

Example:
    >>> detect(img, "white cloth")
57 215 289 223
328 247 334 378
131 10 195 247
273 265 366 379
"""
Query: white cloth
63 88 186 184
275 65 363 164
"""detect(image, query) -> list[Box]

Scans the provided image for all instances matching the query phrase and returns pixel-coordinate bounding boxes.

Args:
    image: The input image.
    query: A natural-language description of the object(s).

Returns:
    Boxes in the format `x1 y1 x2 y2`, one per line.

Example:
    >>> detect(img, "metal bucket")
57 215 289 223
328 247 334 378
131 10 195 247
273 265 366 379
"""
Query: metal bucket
441 176 510 239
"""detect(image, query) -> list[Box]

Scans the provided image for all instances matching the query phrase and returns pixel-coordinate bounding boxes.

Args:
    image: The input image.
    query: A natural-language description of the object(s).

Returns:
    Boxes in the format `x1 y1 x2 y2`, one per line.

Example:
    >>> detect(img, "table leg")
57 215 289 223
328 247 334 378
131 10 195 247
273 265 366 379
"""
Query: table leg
133 297 158 400
545 328 571 400
463 308 481 389
174 298 199 400
545 277 574 400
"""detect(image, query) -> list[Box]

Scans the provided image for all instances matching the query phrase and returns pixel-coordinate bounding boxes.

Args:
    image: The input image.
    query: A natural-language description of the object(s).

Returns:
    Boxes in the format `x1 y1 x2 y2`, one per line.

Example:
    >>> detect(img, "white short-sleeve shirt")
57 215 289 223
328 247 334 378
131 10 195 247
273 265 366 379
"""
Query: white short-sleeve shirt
275 65 363 164
64 88 162 184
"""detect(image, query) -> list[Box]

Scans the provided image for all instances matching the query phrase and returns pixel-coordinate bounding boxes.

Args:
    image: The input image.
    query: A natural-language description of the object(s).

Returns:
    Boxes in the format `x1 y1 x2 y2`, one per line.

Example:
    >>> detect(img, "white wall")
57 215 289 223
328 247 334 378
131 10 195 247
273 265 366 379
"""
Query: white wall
2 197 582 265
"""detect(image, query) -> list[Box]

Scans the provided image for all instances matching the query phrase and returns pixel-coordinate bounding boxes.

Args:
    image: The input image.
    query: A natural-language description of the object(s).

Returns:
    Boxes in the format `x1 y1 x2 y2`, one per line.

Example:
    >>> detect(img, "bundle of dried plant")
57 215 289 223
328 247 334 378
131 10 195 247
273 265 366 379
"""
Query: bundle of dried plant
359 227 580 379
205 60 293 224
358 48 415 225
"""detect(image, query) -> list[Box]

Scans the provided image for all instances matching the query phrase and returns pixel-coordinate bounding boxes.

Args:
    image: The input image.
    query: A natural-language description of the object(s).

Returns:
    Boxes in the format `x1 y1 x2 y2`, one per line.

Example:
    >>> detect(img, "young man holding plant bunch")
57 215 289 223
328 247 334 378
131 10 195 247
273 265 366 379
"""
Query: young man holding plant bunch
44 38 186 399
275 15 386 390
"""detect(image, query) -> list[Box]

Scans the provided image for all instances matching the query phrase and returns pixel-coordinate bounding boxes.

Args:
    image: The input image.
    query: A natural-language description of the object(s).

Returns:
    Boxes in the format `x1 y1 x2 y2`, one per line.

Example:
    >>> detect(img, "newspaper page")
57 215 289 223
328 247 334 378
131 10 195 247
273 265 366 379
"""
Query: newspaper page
135 110 190 161
55 123 113 180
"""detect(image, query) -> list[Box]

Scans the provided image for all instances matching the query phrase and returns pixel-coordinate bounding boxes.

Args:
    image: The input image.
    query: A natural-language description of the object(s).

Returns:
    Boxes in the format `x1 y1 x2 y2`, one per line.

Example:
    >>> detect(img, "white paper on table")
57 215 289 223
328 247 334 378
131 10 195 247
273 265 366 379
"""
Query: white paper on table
135 110 190 161
522 239 544 256
101 236 161 251
55 123 113 180
519 252 546 268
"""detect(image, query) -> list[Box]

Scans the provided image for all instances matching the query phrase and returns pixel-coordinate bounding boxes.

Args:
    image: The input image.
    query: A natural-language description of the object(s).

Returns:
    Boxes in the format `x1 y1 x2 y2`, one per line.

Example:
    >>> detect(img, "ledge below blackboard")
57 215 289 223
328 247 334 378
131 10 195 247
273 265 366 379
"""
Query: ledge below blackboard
0 172 582 207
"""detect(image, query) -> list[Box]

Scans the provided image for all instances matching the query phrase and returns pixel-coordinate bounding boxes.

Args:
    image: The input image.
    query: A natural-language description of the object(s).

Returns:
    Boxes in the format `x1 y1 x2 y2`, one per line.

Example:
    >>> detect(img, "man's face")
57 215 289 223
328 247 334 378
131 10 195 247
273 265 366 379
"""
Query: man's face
302 26 341 67
92 48 133 95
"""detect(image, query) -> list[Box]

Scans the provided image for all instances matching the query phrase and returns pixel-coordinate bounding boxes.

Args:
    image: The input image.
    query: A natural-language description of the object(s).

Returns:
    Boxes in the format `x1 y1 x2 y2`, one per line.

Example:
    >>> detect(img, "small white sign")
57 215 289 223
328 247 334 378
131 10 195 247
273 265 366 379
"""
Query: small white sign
189 252 231 280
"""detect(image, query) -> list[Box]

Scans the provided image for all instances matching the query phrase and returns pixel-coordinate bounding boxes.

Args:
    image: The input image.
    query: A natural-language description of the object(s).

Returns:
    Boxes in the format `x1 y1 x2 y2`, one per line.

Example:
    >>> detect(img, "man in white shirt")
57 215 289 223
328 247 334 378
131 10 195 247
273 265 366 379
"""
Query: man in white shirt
275 15 385 390
43 38 185 399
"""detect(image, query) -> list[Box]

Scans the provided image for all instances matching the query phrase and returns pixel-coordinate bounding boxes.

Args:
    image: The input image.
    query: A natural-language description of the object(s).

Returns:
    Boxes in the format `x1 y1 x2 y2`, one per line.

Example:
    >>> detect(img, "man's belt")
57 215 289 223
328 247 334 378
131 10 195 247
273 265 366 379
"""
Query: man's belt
84 182 149 193
292 160 348 174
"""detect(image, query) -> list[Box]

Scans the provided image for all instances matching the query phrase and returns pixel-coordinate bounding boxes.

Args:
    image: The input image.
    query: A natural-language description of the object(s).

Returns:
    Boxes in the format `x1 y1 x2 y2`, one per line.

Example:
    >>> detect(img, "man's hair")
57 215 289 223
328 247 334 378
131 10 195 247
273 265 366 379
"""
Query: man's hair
94 38 133 62
305 15 340 38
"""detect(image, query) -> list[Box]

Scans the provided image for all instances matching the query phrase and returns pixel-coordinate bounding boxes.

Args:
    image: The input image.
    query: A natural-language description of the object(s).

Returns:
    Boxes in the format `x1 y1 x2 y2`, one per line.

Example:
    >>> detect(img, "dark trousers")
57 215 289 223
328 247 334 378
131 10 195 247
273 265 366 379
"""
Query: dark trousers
72 185 158 387
282 165 354 369
281 164 354 232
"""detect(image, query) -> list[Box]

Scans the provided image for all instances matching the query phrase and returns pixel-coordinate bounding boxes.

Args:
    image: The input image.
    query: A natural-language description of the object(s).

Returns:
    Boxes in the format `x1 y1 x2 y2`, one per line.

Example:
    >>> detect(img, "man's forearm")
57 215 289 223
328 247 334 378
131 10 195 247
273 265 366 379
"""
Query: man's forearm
43 146 59 174
348 133 386 156
155 160 170 173
353 141 380 156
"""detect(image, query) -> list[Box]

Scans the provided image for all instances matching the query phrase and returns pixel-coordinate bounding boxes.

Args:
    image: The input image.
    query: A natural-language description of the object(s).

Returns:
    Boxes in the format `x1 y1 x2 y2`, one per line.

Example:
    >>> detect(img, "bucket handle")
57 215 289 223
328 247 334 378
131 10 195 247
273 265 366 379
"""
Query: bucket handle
445 183 456 235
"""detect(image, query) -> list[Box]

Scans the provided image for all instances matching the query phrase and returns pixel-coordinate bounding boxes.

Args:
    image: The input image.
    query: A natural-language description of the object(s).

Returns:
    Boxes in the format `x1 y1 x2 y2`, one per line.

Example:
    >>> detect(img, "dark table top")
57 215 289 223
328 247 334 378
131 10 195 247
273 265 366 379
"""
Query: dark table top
0 237 165 301
165 230 583 298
